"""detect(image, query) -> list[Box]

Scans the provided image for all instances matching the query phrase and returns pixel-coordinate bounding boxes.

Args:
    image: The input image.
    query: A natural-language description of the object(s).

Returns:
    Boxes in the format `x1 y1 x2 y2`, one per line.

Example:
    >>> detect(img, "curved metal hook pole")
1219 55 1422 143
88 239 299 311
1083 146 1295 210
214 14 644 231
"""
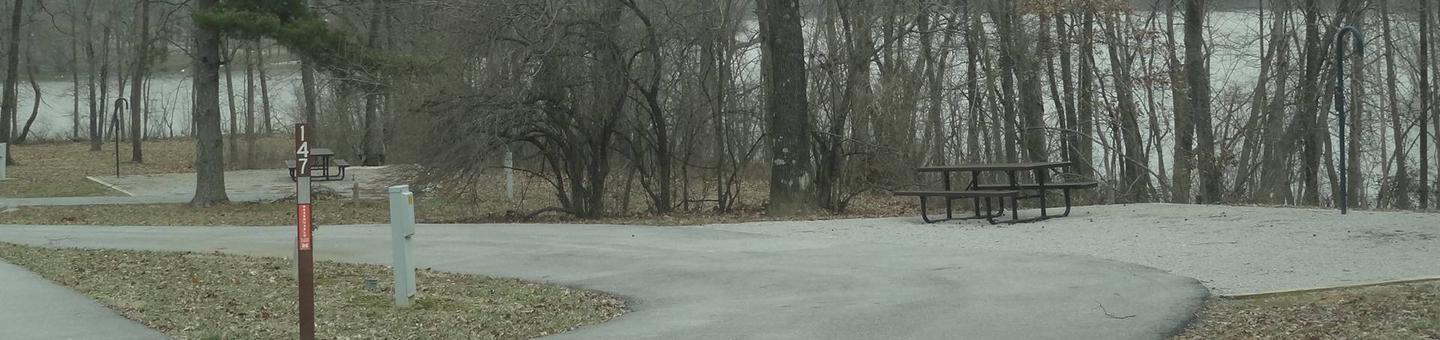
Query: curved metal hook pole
113 98 128 178
1334 27 1363 215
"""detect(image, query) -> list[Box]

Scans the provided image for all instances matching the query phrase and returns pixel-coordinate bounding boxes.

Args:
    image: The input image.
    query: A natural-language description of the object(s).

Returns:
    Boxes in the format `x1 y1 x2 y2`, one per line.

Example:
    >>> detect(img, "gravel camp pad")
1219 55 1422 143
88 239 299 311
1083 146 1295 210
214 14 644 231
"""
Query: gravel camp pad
708 203 1440 295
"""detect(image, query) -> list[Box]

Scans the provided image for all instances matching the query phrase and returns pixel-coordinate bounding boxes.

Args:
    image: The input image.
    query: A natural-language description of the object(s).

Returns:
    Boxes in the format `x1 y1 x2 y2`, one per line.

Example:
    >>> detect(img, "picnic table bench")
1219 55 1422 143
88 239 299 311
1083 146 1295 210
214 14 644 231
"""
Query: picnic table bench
286 148 350 181
895 161 1096 224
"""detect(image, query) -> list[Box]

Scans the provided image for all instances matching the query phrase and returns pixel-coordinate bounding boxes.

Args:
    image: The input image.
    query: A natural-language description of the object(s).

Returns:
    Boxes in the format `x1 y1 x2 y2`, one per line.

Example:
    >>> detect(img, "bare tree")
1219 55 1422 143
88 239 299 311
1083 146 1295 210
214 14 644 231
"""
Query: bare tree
759 0 815 214
190 0 229 206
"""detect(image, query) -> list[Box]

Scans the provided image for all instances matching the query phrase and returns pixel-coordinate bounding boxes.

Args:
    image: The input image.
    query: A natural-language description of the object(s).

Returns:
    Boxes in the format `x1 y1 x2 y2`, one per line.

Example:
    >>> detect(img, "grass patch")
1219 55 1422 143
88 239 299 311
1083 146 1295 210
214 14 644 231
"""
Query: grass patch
1 138 292 198
1173 281 1440 339
0 242 624 339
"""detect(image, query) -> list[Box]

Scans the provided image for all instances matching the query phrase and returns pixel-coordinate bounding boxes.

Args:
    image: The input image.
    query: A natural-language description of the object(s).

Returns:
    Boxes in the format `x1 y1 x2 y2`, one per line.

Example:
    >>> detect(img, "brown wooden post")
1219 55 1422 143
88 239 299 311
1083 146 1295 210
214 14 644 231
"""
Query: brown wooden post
294 123 315 340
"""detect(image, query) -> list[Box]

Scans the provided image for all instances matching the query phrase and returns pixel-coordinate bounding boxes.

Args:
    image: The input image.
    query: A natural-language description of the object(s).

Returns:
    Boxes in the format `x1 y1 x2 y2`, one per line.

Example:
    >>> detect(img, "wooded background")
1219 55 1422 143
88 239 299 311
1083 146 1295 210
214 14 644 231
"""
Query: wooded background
0 0 1436 216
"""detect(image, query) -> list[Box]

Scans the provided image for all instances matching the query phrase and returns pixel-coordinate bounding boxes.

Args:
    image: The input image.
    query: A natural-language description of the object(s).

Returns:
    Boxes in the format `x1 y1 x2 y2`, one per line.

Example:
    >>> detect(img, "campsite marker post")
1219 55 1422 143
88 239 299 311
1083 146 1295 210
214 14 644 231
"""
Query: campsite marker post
295 124 316 340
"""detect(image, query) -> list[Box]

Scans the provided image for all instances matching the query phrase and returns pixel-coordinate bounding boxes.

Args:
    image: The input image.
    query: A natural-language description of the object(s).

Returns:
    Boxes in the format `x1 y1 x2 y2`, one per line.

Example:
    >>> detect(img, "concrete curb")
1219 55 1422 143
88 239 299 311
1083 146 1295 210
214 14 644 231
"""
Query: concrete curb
1221 276 1440 299
85 176 137 197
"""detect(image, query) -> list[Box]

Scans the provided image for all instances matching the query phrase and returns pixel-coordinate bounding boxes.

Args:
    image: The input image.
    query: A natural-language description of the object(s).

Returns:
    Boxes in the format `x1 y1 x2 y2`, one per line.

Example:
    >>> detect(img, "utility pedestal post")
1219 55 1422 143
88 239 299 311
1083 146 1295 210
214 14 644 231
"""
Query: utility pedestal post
504 148 514 201
294 124 316 340
0 143 7 180
388 185 417 308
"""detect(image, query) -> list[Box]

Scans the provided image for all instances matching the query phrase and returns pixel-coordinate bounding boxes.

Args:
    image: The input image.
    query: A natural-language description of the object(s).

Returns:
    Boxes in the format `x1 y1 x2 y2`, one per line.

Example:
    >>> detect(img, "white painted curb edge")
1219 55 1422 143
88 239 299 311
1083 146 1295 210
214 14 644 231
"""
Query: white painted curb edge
1222 276 1440 299
85 176 138 197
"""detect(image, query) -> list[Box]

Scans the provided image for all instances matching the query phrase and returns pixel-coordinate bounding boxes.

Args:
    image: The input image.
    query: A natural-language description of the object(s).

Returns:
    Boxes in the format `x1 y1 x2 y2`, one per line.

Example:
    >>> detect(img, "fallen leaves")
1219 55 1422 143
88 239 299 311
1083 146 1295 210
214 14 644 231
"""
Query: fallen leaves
0 243 625 340
1173 281 1440 340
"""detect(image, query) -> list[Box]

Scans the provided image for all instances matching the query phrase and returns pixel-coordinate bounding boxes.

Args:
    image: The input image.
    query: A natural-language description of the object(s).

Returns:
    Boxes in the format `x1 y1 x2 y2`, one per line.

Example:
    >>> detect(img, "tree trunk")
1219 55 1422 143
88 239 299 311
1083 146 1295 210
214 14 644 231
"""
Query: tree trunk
244 45 256 169
258 42 272 135
1057 12 1078 167
85 0 99 151
1421 0 1432 210
191 0 230 206
1187 0 1221 203
920 8 947 165
1381 0 1412 208
130 0 149 163
964 3 983 164
1107 12 1153 201
99 26 109 142
1167 1 1194 202
361 0 386 166
17 37 39 144
224 44 238 166
759 0 815 214
0 0 22 165
1076 9 1098 178
70 0 80 140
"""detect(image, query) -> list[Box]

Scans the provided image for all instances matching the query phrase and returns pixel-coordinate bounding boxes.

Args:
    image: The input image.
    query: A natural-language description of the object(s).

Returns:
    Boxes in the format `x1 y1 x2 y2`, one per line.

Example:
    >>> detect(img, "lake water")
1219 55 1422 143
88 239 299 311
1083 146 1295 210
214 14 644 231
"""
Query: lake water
16 66 302 140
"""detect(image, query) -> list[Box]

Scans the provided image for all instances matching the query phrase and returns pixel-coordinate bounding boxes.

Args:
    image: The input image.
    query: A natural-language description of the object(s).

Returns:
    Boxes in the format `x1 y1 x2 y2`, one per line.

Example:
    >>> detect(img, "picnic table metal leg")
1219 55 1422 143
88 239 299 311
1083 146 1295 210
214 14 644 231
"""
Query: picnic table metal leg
919 196 937 223
943 172 953 220
1062 189 1073 217
969 171 982 217
1007 170 1020 222
1036 168 1048 217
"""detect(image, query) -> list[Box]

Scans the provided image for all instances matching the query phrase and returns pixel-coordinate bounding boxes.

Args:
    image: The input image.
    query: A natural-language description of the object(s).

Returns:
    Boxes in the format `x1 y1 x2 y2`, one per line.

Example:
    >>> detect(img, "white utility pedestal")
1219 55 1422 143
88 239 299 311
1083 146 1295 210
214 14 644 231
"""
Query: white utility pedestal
504 149 514 201
388 185 417 308
1 143 8 180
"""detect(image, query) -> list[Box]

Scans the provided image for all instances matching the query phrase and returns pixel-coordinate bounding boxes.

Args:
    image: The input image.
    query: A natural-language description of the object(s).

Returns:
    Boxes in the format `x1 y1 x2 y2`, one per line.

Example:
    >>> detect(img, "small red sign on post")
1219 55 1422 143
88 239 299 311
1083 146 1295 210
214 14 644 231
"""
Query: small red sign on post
297 204 312 250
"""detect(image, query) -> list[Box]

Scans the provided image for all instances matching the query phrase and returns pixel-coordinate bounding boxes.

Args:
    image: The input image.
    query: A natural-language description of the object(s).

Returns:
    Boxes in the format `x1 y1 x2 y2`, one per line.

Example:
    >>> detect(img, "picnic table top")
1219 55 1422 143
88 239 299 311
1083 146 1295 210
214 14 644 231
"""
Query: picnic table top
311 148 335 157
916 161 1072 172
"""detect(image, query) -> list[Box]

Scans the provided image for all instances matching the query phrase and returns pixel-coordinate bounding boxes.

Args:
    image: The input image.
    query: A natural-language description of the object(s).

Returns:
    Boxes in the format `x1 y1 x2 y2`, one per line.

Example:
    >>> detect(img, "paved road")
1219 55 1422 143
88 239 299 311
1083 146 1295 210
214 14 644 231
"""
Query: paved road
0 224 1208 340
0 259 166 340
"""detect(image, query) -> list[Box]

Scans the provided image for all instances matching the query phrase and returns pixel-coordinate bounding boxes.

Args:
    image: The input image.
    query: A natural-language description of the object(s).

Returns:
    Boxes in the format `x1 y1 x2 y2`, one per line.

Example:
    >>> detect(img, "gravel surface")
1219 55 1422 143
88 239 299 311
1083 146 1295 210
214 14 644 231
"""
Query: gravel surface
705 203 1440 295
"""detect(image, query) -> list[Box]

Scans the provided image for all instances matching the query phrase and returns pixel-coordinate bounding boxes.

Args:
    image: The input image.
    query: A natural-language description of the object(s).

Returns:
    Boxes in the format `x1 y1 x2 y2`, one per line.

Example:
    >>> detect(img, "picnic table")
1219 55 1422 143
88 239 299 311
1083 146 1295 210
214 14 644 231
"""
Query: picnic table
286 148 350 182
895 161 1096 224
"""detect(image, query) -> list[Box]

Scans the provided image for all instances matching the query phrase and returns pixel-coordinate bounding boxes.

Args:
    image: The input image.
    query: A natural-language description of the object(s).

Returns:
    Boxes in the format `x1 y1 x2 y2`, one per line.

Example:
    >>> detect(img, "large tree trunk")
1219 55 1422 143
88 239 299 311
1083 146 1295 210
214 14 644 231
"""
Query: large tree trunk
1187 0 1221 203
1167 1 1193 203
130 0 149 163
191 0 230 206
1075 9 1098 179
759 0 815 214
0 0 22 165
1283 0 1323 205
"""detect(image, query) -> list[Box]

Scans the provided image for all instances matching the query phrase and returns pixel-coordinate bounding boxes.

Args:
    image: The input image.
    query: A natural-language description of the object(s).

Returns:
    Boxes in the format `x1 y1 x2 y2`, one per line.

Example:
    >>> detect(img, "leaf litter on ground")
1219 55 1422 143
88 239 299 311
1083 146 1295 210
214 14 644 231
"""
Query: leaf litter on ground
0 243 624 339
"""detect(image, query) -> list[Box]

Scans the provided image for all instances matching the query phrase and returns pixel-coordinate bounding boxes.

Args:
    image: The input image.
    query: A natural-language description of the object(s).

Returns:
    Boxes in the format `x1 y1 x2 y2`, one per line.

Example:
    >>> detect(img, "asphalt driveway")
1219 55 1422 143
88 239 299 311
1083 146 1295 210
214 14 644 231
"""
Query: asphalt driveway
0 223 1207 340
